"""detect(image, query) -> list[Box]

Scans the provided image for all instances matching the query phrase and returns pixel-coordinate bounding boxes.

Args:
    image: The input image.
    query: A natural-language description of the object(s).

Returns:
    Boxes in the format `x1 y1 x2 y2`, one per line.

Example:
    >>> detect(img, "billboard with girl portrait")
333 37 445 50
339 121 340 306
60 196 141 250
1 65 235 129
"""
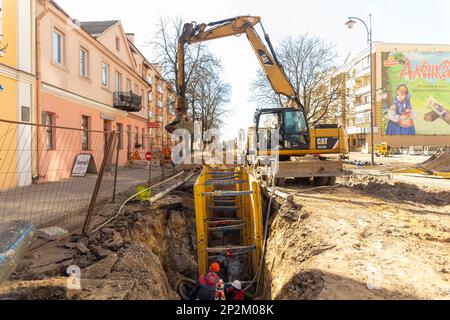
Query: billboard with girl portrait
381 51 450 135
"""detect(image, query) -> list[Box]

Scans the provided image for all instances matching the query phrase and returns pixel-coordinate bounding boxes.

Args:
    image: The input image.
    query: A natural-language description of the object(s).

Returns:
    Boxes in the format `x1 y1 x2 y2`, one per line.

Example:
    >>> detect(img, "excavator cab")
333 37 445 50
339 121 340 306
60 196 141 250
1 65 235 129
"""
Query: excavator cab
255 108 310 153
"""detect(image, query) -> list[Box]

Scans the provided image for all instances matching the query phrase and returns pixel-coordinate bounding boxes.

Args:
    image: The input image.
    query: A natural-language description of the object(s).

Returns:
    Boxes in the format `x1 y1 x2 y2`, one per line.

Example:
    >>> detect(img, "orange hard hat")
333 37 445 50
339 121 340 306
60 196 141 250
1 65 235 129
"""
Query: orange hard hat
210 263 220 273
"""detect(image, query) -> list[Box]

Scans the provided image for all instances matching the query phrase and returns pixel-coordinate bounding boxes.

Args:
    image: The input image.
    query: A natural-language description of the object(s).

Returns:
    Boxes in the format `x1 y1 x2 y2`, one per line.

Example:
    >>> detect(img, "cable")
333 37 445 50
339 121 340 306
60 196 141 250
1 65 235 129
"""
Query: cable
90 169 192 234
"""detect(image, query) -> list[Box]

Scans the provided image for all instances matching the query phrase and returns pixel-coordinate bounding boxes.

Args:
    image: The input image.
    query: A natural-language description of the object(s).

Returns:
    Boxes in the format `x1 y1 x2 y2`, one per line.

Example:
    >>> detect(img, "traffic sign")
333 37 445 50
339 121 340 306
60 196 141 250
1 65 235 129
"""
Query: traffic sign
145 152 153 161
148 122 161 129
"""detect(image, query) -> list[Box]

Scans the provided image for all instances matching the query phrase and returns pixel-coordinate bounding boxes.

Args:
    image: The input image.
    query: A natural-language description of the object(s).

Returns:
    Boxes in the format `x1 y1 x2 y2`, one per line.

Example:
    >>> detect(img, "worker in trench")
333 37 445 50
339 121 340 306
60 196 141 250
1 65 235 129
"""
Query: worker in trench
224 280 248 301
214 250 233 282
190 263 222 300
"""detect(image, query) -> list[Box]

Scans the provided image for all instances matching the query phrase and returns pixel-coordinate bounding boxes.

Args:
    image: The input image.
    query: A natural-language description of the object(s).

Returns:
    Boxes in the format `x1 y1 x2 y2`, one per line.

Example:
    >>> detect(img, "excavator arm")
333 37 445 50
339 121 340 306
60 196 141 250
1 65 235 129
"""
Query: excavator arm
167 16 303 133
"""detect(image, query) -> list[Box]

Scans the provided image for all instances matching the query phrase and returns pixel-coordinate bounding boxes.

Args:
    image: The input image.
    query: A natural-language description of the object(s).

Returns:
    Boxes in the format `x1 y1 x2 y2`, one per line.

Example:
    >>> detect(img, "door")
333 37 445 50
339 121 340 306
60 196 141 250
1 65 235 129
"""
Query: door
104 120 112 156
126 125 132 158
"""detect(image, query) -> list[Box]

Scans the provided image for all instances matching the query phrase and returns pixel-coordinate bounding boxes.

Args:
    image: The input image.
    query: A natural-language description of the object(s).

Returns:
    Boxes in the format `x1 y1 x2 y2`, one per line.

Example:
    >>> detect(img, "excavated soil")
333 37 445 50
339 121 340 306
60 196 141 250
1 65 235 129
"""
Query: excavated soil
2 173 449 301
264 174 450 300
0 191 197 300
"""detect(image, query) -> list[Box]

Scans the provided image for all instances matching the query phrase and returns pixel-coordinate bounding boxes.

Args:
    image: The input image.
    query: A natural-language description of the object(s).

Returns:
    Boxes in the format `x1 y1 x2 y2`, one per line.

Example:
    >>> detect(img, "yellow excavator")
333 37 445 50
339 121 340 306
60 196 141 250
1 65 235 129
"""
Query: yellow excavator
166 16 349 186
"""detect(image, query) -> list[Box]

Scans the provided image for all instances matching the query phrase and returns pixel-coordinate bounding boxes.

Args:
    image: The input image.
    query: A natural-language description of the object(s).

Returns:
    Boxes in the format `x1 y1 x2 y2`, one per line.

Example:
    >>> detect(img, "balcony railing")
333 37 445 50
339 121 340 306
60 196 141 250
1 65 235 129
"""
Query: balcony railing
113 92 142 112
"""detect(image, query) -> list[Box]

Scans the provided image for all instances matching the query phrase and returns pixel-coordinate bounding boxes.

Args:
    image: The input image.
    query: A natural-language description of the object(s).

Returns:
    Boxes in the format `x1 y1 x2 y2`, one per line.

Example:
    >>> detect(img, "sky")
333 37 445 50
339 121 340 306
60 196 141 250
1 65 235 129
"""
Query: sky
55 0 450 139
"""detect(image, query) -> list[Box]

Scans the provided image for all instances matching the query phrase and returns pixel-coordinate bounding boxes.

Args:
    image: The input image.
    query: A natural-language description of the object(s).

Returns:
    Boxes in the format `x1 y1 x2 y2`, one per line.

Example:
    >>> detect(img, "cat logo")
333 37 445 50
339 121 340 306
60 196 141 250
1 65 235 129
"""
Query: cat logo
258 50 274 66
316 137 339 150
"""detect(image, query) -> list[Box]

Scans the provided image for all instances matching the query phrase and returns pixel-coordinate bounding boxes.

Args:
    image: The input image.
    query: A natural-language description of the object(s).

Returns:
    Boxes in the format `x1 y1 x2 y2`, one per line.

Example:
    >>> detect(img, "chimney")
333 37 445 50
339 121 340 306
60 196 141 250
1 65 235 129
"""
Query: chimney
126 33 135 44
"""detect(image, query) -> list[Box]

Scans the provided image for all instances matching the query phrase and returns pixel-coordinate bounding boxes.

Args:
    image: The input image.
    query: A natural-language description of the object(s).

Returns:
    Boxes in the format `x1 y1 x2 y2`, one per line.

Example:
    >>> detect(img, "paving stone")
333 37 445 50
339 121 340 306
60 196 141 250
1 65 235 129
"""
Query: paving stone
153 195 183 210
36 227 69 241
89 245 113 259
101 228 115 235
82 254 118 279
76 242 90 254
106 232 124 251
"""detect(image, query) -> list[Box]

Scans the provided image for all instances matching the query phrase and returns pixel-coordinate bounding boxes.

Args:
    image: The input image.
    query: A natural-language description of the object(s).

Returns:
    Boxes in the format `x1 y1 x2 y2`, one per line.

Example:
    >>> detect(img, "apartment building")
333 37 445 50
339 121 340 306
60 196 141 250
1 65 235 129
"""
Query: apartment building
35 0 156 178
340 42 450 153
0 0 36 189
146 63 176 151
1 0 176 187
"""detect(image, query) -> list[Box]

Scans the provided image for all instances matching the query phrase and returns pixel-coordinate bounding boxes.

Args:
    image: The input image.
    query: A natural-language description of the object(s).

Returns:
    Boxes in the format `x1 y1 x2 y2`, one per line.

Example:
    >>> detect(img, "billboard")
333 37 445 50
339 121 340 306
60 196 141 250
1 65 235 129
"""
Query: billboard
381 51 450 136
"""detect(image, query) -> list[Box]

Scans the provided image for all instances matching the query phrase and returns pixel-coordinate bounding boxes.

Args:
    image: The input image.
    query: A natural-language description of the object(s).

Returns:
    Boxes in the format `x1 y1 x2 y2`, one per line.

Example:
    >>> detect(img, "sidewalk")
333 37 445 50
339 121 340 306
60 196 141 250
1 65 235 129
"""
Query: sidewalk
0 165 172 231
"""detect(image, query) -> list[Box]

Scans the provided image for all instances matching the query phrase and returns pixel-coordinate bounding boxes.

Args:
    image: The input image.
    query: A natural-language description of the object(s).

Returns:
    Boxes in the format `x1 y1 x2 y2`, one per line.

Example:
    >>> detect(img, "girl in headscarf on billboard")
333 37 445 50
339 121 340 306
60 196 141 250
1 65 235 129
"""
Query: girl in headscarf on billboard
386 84 416 135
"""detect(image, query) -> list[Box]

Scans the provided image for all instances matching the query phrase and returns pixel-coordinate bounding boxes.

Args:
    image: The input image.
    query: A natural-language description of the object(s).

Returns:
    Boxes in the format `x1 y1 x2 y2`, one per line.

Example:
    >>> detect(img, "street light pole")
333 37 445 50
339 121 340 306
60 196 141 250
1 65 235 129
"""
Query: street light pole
346 14 375 166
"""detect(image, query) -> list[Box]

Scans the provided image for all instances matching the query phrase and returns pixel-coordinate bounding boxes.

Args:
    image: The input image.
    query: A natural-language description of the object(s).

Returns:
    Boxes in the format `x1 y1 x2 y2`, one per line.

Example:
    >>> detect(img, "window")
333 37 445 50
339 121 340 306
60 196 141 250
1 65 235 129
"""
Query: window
102 63 109 87
134 127 139 147
141 89 145 105
148 92 153 102
80 48 88 77
363 94 371 105
21 106 31 122
134 84 139 94
285 111 307 134
126 78 131 92
141 128 145 149
117 123 123 150
115 36 120 51
81 116 90 150
53 29 64 65
42 112 54 150
115 72 122 92
146 75 153 85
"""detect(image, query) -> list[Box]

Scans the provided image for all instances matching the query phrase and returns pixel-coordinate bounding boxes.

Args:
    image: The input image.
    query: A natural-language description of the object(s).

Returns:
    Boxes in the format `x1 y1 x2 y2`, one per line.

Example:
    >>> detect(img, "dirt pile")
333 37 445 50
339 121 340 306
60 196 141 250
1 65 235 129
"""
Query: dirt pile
264 176 450 300
339 174 450 206
1 192 197 300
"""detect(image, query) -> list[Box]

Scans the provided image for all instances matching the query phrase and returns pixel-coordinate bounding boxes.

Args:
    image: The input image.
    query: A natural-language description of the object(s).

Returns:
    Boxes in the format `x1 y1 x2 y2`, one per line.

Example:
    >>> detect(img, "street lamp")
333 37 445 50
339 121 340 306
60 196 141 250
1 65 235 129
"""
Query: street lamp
345 14 375 166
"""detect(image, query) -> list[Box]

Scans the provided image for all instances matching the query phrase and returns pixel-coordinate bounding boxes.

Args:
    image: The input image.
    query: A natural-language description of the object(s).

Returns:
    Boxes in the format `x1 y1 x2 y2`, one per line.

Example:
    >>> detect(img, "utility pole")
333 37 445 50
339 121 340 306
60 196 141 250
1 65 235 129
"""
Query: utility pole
346 14 375 166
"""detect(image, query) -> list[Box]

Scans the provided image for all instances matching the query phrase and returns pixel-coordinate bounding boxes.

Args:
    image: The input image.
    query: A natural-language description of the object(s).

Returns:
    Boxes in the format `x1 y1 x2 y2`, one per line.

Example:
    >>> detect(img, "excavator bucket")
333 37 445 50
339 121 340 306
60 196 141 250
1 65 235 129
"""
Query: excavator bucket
165 115 195 134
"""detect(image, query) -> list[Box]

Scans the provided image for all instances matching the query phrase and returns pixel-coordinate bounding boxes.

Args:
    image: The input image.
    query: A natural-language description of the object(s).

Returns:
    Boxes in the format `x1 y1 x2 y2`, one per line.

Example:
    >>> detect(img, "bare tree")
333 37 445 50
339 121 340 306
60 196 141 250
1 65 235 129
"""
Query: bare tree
250 34 346 126
150 16 231 130
194 68 232 134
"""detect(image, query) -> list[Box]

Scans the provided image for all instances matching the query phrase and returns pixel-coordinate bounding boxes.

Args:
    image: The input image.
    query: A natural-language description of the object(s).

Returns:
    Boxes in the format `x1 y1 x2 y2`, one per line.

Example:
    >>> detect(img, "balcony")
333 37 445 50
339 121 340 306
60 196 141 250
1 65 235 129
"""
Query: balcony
354 85 371 96
354 102 372 114
113 92 142 112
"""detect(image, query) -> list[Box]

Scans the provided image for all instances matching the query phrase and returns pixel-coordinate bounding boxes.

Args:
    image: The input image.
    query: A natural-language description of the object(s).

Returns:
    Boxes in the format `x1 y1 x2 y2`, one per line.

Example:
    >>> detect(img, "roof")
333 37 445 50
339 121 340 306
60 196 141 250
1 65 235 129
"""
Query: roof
80 20 119 38
49 0 70 18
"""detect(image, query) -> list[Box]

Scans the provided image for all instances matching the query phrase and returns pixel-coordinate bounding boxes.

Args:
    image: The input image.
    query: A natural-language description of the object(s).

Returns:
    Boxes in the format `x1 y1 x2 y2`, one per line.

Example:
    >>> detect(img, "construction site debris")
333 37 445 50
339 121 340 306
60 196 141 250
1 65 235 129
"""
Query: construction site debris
390 150 450 178
36 227 69 241
265 174 449 300
83 254 118 279
153 195 184 211
76 242 90 254
340 174 450 206
1 189 198 300
0 221 35 285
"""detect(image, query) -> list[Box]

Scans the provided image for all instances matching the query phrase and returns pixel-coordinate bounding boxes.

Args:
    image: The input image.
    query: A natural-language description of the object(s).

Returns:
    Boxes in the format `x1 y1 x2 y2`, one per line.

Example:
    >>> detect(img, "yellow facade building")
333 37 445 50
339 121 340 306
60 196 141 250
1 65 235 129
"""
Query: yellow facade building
0 0 36 189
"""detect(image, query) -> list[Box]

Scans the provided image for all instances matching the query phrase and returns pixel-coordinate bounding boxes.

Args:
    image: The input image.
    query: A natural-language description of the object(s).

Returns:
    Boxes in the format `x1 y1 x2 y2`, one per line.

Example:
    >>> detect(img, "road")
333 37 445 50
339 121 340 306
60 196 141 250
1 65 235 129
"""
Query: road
0 165 171 232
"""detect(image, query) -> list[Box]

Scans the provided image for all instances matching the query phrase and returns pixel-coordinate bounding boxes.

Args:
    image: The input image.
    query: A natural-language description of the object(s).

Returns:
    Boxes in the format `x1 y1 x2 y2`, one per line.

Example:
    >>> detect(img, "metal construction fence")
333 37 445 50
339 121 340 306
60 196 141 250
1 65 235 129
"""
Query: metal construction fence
0 118 175 239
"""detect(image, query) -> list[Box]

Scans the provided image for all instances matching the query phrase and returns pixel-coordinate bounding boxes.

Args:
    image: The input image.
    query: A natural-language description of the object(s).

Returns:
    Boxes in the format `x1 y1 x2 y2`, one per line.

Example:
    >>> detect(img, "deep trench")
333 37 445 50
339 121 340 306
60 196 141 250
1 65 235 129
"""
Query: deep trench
0 183 290 300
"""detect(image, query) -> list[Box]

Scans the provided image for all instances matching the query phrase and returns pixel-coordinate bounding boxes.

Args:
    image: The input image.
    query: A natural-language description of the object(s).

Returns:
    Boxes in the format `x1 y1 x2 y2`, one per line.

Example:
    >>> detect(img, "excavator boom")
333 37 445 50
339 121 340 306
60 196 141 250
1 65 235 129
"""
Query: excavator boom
167 16 302 133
